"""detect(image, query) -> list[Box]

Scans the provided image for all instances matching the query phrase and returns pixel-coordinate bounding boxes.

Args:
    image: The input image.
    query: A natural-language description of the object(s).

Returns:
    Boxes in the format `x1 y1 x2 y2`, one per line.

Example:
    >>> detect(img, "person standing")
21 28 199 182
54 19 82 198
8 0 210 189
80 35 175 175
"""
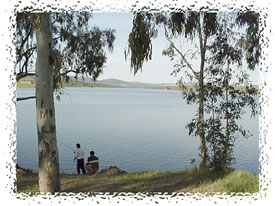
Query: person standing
73 143 86 174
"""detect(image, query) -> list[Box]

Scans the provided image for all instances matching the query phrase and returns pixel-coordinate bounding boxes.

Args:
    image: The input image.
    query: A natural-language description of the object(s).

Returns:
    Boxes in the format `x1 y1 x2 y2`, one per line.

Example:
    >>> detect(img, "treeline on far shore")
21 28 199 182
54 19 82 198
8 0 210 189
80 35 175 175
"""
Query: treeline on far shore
17 76 259 94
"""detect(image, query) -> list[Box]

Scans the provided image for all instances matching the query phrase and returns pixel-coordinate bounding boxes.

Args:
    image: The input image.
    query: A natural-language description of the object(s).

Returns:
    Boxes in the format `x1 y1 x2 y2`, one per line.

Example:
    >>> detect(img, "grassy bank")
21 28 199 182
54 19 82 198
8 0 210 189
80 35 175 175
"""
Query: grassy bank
16 167 259 194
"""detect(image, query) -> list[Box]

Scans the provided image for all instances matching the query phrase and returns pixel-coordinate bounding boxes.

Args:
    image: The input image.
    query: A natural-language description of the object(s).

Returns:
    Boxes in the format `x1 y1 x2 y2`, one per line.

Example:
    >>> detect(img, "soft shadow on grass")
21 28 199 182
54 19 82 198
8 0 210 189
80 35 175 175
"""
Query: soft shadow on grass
16 171 39 193
16 168 259 194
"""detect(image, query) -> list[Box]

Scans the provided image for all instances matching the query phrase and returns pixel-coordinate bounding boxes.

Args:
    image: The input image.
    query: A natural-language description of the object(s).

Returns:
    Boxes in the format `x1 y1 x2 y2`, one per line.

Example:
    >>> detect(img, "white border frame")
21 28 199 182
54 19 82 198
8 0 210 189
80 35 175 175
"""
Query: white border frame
1 0 274 205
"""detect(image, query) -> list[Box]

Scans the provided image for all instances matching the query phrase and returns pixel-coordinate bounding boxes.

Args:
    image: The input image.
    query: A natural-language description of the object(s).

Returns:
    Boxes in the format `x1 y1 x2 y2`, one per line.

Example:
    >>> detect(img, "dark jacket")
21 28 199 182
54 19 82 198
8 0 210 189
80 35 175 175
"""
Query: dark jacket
87 155 99 169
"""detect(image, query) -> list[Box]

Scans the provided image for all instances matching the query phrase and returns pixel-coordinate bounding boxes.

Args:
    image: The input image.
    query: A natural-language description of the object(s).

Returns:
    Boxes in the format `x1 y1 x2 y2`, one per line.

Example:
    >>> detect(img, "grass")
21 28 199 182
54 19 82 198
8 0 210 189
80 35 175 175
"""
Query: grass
16 171 39 193
193 170 259 194
16 167 259 194
16 83 35 88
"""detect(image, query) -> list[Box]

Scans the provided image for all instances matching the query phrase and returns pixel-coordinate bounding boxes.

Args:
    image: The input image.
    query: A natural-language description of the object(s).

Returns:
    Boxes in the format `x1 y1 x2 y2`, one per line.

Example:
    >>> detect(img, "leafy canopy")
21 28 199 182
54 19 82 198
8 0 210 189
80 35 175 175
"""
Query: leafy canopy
16 12 116 92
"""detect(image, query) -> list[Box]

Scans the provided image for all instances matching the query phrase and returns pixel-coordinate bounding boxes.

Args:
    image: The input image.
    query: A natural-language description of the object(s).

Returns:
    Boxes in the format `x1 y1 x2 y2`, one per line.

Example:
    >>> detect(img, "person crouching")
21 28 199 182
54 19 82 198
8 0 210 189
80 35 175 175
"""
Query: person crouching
85 151 99 174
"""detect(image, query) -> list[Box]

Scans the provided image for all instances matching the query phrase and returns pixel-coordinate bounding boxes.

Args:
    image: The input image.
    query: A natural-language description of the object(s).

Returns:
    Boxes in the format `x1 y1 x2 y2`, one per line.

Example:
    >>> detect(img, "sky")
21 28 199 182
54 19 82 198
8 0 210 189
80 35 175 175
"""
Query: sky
90 12 177 84
89 12 258 85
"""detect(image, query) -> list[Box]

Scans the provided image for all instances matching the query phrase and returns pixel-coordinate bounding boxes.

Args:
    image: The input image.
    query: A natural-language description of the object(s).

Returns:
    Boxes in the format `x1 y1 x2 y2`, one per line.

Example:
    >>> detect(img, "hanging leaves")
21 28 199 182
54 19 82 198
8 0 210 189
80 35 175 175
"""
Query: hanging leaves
236 11 261 70
125 12 157 75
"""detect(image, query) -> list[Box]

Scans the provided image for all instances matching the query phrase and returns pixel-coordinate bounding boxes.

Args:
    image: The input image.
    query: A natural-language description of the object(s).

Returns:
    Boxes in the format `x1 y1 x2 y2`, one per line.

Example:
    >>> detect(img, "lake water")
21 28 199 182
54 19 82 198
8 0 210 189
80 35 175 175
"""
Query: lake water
16 87 259 174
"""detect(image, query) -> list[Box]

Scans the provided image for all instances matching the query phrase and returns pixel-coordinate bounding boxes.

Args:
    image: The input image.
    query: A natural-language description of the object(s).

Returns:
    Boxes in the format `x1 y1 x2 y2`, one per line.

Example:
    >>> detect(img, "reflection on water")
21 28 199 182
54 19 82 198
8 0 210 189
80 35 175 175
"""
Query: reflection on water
16 87 259 174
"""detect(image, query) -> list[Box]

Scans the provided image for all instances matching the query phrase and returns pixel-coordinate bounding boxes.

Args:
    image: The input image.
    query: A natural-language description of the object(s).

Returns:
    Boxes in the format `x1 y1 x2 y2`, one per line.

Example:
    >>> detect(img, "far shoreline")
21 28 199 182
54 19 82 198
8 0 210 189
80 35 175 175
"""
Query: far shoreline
16 76 259 93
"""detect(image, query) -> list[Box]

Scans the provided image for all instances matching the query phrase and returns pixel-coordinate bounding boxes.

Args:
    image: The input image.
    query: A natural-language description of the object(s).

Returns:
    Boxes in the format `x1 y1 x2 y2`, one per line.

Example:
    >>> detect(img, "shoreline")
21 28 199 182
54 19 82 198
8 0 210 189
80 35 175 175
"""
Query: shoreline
16 164 259 176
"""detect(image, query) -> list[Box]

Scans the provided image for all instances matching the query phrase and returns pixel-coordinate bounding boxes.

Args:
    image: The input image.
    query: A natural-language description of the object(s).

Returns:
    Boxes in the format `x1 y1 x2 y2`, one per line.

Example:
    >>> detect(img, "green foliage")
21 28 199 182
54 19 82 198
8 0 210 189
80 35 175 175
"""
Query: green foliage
51 12 115 91
15 13 36 81
125 12 157 75
15 12 116 94
167 12 218 39
201 14 259 171
167 12 259 172
236 11 261 70
170 12 199 39
126 11 260 170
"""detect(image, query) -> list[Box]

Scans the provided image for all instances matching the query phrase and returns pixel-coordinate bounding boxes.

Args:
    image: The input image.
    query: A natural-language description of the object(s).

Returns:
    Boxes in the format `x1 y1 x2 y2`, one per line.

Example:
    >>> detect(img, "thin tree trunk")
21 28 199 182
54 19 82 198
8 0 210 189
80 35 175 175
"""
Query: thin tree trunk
198 67 206 169
35 13 60 193
225 67 230 167
197 18 207 169
211 99 217 170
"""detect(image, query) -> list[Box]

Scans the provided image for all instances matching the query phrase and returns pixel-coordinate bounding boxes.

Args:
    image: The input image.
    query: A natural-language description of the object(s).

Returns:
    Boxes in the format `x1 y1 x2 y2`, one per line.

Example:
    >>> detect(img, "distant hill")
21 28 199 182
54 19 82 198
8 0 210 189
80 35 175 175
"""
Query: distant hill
95 78 176 88
96 78 136 87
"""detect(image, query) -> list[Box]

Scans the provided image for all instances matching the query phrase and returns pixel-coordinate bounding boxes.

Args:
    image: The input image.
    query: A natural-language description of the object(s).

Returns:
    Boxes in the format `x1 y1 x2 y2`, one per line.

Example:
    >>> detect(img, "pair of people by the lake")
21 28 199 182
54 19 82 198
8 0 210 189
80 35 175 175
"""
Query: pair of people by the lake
73 143 99 175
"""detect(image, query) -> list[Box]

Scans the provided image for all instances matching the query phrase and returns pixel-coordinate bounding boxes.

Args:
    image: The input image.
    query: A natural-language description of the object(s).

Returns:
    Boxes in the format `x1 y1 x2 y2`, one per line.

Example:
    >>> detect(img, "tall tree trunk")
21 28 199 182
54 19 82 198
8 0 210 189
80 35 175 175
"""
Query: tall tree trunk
197 19 207 169
198 65 206 169
35 13 60 193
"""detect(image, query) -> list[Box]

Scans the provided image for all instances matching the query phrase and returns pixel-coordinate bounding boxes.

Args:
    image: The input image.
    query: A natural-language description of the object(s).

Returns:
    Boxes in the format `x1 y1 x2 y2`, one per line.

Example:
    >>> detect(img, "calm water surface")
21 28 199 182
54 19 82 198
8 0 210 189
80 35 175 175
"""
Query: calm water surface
16 87 259 174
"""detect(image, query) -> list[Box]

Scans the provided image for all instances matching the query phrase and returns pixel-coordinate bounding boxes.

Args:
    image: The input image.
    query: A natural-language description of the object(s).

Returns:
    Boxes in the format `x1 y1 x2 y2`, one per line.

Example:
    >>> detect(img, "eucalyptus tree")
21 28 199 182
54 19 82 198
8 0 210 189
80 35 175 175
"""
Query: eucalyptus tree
15 12 115 192
201 12 259 171
163 12 219 169
203 63 257 172
126 11 260 170
126 11 217 168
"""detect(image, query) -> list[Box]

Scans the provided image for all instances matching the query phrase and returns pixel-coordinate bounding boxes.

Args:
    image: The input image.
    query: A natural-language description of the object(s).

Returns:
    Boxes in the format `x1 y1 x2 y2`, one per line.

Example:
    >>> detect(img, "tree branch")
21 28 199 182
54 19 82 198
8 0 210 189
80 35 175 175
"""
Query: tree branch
17 46 36 64
17 96 36 102
17 47 36 77
164 32 200 81
16 72 35 81
55 69 78 79
17 25 34 56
